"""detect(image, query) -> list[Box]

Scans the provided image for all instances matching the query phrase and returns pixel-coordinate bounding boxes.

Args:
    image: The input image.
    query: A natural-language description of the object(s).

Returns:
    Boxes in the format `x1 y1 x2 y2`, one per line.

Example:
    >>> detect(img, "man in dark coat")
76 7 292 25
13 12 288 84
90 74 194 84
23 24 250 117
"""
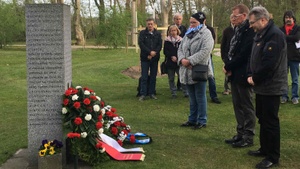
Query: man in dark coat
223 4 256 148
138 18 162 101
247 6 287 169
280 11 300 104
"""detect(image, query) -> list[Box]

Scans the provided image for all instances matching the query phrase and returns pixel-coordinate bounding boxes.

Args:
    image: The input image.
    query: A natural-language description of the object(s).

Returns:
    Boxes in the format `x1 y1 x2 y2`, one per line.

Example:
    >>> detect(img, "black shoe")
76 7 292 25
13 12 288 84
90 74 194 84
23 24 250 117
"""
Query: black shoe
211 98 221 104
248 149 266 157
193 123 206 129
255 159 278 169
232 139 253 148
180 121 196 127
225 135 242 144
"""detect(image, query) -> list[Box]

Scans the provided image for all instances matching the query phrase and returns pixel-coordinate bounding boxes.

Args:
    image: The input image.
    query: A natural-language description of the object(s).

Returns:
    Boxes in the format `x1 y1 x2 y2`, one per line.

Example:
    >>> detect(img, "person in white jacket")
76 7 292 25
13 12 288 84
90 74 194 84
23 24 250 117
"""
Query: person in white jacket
178 12 214 129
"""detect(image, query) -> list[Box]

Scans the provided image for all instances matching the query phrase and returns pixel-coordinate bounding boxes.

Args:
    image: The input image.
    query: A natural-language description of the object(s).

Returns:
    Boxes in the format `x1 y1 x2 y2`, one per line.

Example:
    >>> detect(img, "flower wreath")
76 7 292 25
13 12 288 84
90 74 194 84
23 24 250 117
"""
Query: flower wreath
61 86 105 154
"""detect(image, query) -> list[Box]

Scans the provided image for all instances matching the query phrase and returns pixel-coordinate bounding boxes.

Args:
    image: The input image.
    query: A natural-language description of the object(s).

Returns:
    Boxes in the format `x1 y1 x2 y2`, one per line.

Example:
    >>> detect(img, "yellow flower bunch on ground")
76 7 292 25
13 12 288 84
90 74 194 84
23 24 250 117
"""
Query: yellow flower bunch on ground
38 139 63 157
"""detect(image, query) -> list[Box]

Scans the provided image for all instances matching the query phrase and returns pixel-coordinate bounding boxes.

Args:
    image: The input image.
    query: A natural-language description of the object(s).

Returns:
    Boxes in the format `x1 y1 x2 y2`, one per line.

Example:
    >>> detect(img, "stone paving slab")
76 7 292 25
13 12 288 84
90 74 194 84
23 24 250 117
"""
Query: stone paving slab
0 149 92 169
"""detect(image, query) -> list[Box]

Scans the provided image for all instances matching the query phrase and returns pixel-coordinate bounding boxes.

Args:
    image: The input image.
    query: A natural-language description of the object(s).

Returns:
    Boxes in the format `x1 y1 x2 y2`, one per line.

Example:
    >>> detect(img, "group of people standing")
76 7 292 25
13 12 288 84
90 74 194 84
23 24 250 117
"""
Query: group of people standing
138 3 299 168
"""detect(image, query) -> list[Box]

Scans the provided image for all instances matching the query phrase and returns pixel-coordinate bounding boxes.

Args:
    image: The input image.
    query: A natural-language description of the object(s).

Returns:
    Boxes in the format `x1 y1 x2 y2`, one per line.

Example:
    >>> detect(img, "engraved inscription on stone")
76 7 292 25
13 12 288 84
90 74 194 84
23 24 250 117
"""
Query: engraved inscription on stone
26 4 71 167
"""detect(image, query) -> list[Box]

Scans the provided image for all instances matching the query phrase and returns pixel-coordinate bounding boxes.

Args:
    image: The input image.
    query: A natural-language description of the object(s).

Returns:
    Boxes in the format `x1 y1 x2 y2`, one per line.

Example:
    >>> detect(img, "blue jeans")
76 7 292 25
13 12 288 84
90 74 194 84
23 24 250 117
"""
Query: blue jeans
282 60 299 100
186 81 207 125
208 56 218 99
140 61 158 96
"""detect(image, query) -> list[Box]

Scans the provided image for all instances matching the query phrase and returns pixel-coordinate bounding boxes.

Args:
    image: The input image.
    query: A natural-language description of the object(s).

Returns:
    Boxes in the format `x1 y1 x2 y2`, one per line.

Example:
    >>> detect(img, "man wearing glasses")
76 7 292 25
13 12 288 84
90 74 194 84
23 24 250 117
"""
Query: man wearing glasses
247 6 287 169
223 4 256 148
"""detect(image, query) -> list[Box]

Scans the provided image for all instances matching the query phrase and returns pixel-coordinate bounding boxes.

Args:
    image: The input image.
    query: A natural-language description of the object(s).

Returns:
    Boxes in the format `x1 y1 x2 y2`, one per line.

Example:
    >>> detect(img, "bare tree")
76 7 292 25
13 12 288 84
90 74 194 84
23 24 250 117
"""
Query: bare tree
161 0 173 38
72 0 85 45
94 0 105 23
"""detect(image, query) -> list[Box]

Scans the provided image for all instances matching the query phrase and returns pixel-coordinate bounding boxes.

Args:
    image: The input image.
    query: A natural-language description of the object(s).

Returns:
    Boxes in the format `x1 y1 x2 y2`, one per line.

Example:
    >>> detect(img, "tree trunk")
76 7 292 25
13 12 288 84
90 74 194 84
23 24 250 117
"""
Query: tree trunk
94 0 105 23
161 0 173 39
73 0 85 45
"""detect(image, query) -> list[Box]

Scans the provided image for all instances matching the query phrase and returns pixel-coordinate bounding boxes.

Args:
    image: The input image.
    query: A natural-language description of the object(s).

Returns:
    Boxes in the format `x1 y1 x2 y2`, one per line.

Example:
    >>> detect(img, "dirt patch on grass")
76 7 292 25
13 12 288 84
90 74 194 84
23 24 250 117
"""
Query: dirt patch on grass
121 65 164 79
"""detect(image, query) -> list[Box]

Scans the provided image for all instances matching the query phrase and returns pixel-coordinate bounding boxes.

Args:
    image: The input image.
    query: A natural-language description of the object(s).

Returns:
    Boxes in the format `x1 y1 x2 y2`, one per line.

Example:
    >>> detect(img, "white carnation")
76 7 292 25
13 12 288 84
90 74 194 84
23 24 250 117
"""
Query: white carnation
96 96 101 101
98 128 104 134
75 86 82 89
72 94 79 101
84 90 90 95
81 132 87 138
101 109 106 115
62 107 68 114
84 114 92 121
93 105 100 112
99 148 106 153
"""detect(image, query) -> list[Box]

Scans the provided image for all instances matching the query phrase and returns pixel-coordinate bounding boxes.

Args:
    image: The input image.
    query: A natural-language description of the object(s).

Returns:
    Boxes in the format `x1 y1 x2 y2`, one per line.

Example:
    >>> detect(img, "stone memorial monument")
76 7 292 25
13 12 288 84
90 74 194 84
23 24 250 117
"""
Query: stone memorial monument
25 4 71 167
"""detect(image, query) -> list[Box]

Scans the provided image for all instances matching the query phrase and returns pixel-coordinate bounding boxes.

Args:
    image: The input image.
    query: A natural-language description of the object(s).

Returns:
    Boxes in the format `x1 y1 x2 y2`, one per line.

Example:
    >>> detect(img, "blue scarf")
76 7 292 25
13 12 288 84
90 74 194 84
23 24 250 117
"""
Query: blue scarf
185 24 203 35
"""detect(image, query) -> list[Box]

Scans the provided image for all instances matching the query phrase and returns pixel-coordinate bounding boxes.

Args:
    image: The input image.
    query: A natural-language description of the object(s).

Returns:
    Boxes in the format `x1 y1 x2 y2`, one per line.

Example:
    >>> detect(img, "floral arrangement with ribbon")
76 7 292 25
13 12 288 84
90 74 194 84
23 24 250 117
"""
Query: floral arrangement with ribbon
38 139 63 157
101 105 132 146
61 86 151 163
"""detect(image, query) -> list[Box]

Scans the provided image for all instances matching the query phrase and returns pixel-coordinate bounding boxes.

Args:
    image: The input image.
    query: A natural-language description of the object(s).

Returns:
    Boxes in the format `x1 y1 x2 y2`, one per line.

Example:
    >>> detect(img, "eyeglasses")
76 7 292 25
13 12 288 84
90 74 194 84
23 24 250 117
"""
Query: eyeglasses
230 14 243 19
190 21 198 24
249 19 259 25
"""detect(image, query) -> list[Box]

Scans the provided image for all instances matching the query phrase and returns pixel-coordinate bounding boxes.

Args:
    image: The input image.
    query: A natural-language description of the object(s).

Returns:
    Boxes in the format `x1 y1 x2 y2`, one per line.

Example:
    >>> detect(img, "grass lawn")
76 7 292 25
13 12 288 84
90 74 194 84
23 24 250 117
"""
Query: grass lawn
0 47 299 169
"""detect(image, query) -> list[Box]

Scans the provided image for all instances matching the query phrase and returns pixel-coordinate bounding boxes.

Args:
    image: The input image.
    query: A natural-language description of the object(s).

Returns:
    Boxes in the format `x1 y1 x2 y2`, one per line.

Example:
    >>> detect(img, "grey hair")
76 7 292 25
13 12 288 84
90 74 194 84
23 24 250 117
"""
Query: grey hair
173 13 183 20
249 6 270 21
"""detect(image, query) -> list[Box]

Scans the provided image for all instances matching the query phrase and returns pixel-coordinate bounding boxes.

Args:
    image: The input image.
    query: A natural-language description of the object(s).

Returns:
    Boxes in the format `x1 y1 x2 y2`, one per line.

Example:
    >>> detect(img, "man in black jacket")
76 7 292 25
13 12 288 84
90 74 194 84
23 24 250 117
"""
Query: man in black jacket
223 4 256 148
247 6 287 169
138 18 162 101
280 11 300 105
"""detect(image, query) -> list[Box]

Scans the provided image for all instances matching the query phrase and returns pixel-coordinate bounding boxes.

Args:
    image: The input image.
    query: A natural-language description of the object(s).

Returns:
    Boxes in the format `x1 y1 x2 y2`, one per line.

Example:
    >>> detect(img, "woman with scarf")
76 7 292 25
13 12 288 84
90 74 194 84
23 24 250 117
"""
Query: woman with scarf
178 12 214 129
163 25 188 98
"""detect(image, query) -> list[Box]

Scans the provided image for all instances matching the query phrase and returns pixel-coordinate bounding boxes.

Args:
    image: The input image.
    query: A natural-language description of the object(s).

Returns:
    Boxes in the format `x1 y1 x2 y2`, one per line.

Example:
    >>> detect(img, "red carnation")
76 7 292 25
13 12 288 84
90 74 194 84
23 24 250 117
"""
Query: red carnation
71 89 78 94
122 129 128 135
95 142 102 149
63 99 69 106
117 140 123 146
65 89 72 96
114 121 121 126
111 127 118 135
96 122 103 129
111 108 116 113
74 133 81 138
90 95 97 100
130 135 135 143
73 102 81 109
83 98 91 105
106 111 113 117
98 115 103 121
120 123 127 127
100 101 105 108
67 132 81 138
74 117 82 125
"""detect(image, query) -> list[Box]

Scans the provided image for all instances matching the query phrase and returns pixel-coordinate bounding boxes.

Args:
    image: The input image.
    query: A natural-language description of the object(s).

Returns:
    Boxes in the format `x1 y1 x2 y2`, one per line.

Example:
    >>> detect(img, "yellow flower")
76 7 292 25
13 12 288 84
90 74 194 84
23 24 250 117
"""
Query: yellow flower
44 143 50 150
39 149 46 157
49 148 55 155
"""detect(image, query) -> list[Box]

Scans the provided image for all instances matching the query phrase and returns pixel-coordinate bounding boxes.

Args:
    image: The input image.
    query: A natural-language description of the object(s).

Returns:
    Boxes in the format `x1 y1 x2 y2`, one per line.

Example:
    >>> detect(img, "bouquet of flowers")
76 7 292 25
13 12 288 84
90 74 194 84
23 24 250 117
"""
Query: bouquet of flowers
38 139 63 157
61 86 107 164
101 105 132 146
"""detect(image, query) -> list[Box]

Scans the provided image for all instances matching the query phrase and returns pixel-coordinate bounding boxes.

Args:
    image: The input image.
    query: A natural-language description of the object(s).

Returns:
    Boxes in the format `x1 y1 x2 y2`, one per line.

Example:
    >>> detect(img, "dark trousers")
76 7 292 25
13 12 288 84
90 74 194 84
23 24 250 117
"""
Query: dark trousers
208 56 218 99
140 61 158 96
231 82 255 140
256 94 280 163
